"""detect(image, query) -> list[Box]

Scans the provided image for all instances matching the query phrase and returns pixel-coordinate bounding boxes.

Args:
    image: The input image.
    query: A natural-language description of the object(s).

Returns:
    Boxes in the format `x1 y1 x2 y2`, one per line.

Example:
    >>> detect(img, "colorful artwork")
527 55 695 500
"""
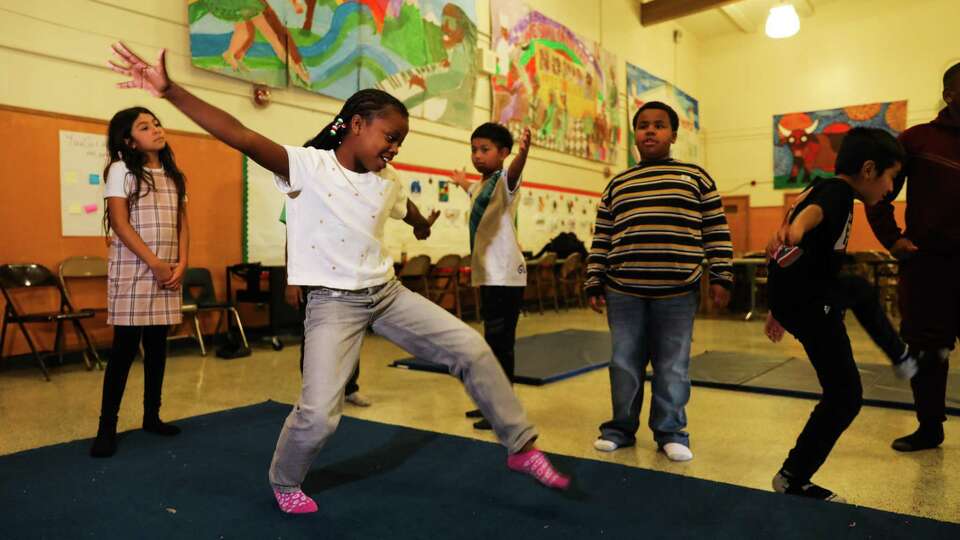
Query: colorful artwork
773 100 906 189
626 63 700 167
188 0 479 129
490 0 620 163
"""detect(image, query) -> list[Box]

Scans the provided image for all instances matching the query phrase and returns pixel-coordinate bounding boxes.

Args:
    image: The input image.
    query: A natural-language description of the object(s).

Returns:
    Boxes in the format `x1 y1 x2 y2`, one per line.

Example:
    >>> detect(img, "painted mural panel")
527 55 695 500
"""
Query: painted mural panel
773 100 906 189
625 63 700 167
490 0 621 164
188 0 478 129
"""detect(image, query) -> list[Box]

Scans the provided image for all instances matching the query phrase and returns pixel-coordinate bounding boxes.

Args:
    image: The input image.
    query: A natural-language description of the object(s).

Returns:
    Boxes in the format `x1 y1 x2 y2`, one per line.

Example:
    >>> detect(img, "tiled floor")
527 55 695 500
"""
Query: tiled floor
1 309 956 523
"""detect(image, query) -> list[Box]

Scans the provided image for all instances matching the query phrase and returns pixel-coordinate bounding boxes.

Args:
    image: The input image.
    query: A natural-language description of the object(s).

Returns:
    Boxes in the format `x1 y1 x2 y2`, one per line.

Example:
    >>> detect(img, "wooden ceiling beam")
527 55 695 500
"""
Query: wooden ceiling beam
720 3 754 33
640 0 742 26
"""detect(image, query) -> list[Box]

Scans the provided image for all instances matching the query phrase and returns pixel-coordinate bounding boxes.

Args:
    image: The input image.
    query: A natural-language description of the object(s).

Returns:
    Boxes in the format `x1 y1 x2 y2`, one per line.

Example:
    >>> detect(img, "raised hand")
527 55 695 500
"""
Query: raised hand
451 167 470 191
517 127 532 155
108 42 171 97
413 209 441 240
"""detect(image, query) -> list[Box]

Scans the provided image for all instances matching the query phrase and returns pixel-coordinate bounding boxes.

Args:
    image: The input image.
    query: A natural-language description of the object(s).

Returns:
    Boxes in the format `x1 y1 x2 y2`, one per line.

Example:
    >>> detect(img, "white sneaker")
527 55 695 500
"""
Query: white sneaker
662 442 693 462
593 438 619 452
345 392 372 407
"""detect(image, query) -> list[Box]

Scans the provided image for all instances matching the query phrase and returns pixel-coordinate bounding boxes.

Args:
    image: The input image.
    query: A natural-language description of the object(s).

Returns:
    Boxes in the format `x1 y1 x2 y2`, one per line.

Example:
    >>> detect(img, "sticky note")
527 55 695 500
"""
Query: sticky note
65 171 79 185
68 204 82 215
88 174 100 185
83 203 98 214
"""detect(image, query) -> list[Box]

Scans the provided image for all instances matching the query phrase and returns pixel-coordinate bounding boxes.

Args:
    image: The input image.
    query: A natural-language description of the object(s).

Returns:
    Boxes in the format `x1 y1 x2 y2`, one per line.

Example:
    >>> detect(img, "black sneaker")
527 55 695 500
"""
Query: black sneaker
772 471 845 502
465 409 483 418
892 426 944 452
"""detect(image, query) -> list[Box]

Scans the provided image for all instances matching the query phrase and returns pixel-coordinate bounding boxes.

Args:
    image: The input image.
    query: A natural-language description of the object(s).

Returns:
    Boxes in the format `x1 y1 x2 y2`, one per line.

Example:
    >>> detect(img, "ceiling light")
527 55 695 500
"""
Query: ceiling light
765 4 800 39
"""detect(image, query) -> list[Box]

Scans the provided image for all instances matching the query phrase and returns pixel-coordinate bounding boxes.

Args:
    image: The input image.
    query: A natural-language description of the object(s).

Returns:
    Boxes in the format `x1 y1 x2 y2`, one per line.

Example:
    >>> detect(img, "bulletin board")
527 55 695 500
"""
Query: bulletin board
59 130 108 236
242 157 601 265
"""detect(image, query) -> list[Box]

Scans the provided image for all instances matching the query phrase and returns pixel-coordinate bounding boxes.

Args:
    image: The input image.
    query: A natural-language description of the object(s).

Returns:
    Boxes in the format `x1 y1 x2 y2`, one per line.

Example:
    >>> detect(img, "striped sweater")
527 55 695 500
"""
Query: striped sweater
585 159 734 299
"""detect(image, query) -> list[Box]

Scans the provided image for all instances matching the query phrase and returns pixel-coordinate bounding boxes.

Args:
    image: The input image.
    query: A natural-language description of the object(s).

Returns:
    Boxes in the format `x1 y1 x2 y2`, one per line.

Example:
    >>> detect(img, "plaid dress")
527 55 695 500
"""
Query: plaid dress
107 168 183 326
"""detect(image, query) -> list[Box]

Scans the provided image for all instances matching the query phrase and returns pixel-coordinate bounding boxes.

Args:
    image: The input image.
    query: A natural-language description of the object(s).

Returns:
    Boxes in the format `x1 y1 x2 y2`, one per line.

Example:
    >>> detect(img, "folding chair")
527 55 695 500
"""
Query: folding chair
181 267 248 356
556 252 584 308
59 255 109 319
526 252 560 314
428 254 462 318
0 263 103 380
399 255 431 298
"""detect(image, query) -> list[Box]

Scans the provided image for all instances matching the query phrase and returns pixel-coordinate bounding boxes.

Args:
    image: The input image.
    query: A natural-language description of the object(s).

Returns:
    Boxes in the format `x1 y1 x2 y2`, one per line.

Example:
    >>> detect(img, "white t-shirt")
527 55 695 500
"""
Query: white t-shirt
104 161 165 198
469 169 526 287
275 146 408 289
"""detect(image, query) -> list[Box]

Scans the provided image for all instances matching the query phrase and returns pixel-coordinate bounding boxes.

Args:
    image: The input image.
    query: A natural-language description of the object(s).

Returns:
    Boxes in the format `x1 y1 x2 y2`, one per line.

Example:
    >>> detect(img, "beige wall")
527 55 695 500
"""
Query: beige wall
696 0 960 207
0 0 701 195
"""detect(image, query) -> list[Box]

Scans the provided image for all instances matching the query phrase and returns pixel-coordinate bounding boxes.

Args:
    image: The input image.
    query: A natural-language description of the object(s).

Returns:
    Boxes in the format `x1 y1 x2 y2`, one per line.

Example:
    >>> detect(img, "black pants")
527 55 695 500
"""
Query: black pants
98 325 170 418
479 286 525 382
899 253 957 428
298 289 359 394
772 275 906 481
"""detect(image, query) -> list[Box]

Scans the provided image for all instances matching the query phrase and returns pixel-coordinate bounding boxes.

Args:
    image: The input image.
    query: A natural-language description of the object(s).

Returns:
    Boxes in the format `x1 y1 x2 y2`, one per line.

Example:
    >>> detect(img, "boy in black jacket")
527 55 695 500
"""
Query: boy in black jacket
765 127 918 502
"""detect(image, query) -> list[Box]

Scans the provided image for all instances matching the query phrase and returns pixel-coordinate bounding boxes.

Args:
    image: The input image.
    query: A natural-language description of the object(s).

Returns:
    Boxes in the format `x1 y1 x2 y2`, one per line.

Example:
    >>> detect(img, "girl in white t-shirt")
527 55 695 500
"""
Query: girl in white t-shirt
108 42 570 513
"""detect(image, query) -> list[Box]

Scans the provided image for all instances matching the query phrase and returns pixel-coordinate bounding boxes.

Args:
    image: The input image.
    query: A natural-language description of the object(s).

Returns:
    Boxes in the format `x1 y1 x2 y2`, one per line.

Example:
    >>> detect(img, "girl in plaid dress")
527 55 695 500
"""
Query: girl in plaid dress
90 107 189 458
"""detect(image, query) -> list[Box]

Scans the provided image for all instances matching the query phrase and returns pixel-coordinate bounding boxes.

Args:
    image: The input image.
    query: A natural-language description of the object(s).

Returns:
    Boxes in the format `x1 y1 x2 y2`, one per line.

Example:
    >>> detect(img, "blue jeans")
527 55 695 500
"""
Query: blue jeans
599 289 699 447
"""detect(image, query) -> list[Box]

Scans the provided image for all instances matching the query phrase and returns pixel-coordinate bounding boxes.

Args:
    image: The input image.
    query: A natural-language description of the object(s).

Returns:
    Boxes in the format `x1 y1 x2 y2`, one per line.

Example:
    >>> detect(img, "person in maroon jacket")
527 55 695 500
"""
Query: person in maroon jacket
866 62 960 452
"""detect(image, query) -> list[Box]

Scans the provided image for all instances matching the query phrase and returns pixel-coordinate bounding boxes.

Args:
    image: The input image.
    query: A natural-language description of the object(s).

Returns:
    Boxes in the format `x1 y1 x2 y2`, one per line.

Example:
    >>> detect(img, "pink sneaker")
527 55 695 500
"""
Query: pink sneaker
507 448 571 490
273 488 318 514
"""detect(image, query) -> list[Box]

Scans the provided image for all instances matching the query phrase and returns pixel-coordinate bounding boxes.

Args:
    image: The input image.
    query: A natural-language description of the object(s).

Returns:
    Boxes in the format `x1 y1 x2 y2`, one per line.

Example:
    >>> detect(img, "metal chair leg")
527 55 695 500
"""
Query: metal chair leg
54 319 65 366
192 314 206 356
14 319 50 381
71 318 102 370
229 308 249 349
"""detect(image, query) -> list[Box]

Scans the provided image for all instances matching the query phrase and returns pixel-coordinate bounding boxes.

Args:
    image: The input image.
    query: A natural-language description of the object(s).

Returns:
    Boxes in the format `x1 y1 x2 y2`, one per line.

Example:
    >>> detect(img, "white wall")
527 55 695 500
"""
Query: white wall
697 0 960 207
0 0 701 199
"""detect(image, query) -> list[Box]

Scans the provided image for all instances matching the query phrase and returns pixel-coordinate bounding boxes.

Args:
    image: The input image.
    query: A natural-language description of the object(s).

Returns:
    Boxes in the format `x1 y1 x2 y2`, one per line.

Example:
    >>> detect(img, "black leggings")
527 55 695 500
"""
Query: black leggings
98 325 170 418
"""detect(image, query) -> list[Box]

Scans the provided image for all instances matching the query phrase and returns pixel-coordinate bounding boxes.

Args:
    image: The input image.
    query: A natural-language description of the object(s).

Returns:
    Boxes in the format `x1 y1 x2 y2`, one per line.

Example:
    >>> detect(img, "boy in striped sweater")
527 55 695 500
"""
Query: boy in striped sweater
585 101 733 461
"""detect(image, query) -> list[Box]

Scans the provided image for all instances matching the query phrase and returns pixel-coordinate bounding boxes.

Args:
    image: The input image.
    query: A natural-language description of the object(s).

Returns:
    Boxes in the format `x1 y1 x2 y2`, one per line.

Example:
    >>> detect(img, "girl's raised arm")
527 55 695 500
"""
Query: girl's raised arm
108 42 289 179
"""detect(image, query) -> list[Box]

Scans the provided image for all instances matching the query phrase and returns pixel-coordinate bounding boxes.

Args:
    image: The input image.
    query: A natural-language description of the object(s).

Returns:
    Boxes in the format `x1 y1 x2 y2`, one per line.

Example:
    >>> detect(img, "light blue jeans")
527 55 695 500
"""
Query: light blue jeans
269 279 537 490
599 289 699 448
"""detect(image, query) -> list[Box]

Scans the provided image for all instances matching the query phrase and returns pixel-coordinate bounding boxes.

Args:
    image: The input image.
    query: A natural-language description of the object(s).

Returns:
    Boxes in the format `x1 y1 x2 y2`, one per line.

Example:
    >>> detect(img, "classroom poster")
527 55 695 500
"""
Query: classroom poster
490 0 621 164
625 62 701 167
773 100 906 189
188 0 479 129
59 130 107 237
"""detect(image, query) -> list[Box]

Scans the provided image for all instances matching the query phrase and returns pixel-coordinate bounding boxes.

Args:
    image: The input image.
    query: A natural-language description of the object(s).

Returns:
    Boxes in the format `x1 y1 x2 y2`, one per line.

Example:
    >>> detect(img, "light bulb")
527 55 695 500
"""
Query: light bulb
765 4 800 39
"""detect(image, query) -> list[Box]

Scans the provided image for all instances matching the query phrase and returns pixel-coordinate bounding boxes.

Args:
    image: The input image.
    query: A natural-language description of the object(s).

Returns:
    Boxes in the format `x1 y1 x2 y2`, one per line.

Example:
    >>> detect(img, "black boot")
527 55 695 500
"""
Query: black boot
892 424 944 452
143 410 181 436
90 416 118 458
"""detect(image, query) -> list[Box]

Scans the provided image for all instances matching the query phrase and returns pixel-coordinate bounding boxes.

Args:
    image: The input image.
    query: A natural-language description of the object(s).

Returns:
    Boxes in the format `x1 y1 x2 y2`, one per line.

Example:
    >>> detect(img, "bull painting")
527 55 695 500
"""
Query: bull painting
773 101 907 189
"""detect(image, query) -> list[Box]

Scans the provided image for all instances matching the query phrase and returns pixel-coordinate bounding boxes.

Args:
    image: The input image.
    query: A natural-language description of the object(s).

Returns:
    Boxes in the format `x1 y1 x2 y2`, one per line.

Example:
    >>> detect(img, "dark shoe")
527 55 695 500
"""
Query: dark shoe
465 409 483 418
143 413 181 436
772 470 845 503
892 426 944 452
473 418 492 430
90 416 118 458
